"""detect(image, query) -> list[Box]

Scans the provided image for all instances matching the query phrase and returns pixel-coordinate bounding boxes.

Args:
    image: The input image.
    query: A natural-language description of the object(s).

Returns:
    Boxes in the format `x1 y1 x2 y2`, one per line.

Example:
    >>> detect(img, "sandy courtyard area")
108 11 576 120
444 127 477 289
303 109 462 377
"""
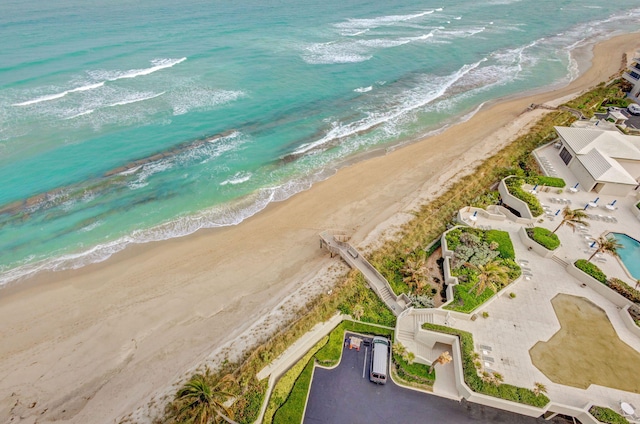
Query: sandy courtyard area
530 294 640 394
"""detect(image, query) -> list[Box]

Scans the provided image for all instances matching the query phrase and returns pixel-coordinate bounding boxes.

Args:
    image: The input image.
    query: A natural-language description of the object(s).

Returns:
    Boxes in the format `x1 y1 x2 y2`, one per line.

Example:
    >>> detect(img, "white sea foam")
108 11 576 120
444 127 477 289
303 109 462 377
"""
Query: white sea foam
12 58 186 107
334 10 435 31
220 172 252 186
0 167 337 288
65 109 95 120
12 82 105 106
106 91 166 108
292 59 486 155
354 86 373 93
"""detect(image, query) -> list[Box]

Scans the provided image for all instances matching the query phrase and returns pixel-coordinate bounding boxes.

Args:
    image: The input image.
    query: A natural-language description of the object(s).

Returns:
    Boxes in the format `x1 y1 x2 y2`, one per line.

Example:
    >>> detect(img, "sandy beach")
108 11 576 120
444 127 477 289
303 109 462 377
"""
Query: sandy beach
1 33 638 424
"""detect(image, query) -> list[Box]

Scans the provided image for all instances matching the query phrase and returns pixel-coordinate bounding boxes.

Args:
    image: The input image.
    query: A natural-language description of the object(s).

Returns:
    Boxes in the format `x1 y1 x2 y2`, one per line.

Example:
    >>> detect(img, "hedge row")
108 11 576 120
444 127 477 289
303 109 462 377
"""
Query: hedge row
527 175 566 188
526 227 560 250
589 406 630 424
504 177 544 217
575 259 607 283
421 323 549 407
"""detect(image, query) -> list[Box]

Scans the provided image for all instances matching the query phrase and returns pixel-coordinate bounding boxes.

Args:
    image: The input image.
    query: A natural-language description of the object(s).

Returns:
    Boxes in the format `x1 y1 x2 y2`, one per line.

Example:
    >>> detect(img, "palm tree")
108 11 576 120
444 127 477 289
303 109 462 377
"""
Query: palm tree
552 206 589 234
401 252 429 293
392 342 406 358
175 372 238 424
533 382 547 396
587 235 622 262
429 351 452 374
404 351 415 365
465 260 510 295
352 304 364 321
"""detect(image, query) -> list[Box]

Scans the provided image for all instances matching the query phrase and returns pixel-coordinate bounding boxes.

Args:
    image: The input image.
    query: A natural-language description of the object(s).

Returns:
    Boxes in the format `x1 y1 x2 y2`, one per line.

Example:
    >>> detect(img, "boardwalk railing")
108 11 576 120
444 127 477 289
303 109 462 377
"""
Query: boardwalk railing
319 231 410 316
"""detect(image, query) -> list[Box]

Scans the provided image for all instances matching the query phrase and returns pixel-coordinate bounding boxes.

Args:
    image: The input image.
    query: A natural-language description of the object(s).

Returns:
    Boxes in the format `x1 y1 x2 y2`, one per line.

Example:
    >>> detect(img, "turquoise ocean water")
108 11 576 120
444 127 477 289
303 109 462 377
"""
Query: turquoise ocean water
1 0 639 286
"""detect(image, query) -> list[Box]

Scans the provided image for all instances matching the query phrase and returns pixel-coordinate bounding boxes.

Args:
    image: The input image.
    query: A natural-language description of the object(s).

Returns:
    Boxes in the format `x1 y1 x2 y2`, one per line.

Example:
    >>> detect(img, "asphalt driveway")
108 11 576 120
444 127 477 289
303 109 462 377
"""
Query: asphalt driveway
303 333 565 424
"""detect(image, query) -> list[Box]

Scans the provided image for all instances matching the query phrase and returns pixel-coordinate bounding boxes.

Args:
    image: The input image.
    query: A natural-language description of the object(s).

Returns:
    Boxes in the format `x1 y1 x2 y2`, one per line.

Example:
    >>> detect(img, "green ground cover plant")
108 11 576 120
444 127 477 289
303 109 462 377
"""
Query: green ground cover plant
392 353 435 386
589 406 630 424
565 79 629 118
444 228 520 312
527 175 566 188
526 227 560 250
575 259 607 283
422 323 549 407
272 361 314 424
264 336 328 424
337 273 397 327
504 177 544 217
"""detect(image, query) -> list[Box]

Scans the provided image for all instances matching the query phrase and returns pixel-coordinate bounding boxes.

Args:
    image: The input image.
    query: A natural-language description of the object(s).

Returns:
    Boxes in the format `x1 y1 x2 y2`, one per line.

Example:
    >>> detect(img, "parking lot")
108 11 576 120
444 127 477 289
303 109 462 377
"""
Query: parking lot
303 333 567 424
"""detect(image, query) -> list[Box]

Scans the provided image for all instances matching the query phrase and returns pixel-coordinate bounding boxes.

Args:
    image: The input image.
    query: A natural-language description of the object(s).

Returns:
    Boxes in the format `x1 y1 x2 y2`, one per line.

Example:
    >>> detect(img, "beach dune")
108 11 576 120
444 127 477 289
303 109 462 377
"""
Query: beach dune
1 33 638 423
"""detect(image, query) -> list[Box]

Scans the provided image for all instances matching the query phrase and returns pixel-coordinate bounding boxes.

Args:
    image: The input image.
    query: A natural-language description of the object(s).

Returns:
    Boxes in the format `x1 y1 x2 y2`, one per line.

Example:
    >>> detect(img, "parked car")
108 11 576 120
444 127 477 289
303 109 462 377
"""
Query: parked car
627 103 640 115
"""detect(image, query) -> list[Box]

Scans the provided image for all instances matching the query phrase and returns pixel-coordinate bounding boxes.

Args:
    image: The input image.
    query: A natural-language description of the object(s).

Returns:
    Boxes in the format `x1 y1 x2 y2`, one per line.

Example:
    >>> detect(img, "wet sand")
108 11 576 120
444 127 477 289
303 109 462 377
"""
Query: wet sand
1 33 639 423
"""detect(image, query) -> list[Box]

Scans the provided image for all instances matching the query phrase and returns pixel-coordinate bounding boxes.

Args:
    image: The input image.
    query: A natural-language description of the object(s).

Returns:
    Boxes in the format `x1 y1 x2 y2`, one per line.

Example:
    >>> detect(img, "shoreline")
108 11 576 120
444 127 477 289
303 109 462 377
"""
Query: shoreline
1 33 639 423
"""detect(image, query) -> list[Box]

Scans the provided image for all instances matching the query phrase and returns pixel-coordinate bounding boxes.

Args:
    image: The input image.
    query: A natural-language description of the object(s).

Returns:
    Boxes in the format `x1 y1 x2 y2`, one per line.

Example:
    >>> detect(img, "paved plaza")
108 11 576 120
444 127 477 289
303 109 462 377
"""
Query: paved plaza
451 144 640 414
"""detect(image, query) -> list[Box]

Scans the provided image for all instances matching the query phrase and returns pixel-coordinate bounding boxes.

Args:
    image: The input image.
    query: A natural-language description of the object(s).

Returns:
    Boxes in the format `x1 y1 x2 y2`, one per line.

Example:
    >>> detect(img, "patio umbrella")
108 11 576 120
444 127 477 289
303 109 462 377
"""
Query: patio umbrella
473 211 477 217
610 200 617 206
573 183 579 188
590 241 596 248
584 204 589 210
533 184 538 190
594 197 600 203
555 209 561 215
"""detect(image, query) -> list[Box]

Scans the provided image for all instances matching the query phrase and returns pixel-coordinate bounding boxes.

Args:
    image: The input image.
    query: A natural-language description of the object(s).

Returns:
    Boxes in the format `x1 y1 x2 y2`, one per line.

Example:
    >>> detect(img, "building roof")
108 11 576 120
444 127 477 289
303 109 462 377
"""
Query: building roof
580 148 638 185
555 126 640 186
555 126 640 160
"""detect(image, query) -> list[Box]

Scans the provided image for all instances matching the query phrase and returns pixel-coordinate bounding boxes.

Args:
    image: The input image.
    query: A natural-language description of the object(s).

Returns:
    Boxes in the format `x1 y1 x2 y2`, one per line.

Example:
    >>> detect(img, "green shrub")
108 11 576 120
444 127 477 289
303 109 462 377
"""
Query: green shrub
636 201 640 210
504 177 544 217
264 336 328 423
589 406 630 424
485 230 515 259
575 259 607 283
337 273 396 327
527 176 566 188
393 353 435 386
607 278 640 304
422 324 549 407
526 227 560 250
272 361 315 424
444 284 495 313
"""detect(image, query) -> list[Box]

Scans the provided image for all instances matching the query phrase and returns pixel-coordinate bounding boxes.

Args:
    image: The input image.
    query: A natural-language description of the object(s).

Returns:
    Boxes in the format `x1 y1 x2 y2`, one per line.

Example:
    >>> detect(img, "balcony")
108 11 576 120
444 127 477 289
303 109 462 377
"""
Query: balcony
623 70 640 85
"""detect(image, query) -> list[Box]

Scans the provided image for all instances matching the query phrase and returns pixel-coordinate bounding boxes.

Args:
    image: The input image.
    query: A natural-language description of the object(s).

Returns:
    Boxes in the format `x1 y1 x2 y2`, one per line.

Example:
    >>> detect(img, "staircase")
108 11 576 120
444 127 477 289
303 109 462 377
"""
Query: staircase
551 255 569 268
379 286 395 305
413 312 434 329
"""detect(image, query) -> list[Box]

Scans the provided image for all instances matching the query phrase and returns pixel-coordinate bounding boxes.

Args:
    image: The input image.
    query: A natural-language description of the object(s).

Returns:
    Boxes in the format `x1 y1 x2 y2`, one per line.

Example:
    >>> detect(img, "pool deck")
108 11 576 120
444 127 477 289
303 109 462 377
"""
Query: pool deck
448 156 640 417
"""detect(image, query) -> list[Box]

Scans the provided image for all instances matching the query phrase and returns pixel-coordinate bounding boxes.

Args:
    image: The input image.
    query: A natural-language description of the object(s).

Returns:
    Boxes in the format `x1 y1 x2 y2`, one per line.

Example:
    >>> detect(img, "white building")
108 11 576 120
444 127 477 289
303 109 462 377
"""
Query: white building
554 126 640 196
623 53 640 99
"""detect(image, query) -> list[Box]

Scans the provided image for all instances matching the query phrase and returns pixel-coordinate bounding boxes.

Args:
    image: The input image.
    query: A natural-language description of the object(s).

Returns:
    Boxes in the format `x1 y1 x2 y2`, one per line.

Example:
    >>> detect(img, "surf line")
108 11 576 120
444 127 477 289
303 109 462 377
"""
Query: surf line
0 129 236 219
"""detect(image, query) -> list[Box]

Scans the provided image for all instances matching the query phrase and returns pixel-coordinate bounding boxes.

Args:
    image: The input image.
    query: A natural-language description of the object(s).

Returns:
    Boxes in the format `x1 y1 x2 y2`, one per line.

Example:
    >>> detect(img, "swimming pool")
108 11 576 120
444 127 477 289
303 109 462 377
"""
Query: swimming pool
611 233 640 280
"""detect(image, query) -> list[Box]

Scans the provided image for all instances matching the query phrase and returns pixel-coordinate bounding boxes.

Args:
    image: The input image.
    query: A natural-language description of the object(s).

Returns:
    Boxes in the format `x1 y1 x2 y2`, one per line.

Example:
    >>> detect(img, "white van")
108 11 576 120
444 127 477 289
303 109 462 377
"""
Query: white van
369 336 389 384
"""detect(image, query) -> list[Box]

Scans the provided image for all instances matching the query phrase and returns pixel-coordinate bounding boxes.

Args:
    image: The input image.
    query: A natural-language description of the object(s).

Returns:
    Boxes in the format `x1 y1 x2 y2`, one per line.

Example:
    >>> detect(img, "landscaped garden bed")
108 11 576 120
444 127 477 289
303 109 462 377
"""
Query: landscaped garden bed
444 228 520 313
504 177 544 216
589 405 630 424
575 259 607 283
526 227 560 250
422 323 549 407
526 175 566 188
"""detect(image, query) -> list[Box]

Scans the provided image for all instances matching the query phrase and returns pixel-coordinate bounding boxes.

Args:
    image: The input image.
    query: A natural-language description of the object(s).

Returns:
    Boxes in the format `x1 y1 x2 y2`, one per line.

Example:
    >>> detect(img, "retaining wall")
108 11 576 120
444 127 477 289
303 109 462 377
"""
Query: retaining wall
566 262 632 309
518 227 556 259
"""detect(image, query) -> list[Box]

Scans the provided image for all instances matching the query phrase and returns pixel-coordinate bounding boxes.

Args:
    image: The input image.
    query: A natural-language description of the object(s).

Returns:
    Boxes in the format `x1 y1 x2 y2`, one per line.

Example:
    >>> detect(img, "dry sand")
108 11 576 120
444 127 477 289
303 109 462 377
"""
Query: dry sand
1 33 639 424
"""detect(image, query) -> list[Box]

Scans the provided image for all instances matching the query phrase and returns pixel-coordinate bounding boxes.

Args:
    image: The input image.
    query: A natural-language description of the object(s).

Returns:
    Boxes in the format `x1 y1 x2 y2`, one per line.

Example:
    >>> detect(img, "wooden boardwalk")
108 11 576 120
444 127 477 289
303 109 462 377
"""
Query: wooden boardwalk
319 231 409 316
